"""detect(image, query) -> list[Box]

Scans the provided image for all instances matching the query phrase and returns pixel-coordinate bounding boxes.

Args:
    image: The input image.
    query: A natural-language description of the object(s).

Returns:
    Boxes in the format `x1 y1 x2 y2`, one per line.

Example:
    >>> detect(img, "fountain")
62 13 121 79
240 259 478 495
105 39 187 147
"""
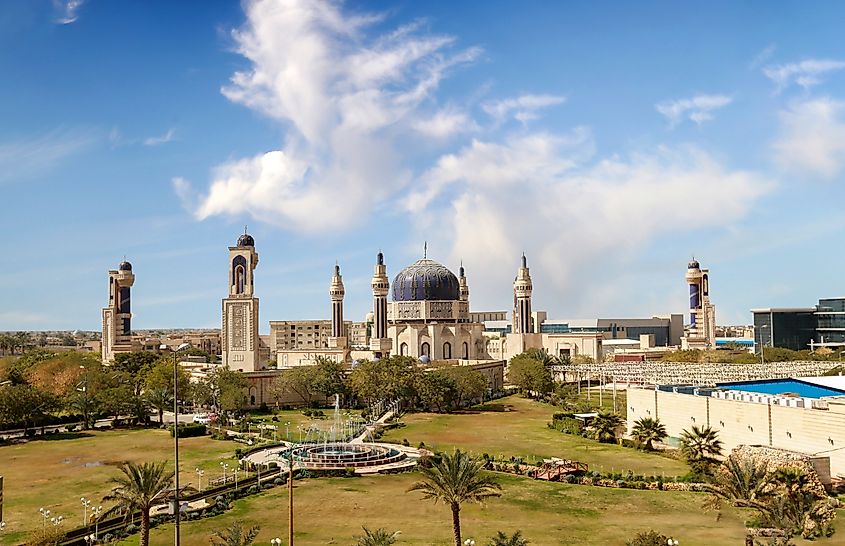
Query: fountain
242 396 420 474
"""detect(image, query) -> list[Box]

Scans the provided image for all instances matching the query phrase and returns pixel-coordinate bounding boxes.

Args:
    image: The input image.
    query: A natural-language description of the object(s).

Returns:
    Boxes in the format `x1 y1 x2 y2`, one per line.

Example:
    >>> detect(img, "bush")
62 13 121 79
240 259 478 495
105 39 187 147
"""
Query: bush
345 466 356 477
247 485 259 494
125 523 139 534
169 423 207 438
625 530 671 546
274 477 284 485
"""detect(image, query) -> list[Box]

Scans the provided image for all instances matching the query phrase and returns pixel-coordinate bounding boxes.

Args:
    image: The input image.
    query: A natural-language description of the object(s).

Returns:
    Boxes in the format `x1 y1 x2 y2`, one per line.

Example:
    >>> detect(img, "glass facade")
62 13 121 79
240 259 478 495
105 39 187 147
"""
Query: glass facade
753 310 816 352
816 297 845 344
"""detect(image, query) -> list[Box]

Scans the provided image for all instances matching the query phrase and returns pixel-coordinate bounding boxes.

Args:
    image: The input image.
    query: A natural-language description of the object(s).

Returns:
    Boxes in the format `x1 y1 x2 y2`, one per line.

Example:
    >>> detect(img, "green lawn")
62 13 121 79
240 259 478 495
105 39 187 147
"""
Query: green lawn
124 472 752 546
0 428 237 545
381 395 687 477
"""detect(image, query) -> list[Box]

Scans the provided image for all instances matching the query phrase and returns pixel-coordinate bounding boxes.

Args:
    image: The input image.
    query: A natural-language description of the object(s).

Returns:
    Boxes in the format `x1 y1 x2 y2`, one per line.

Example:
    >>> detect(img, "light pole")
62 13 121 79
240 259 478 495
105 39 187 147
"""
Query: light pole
196 468 204 492
220 462 229 484
667 539 679 546
271 539 282 546
0 521 6 532
160 341 190 546
39 507 50 528
286 422 290 441
758 324 769 378
92 505 102 540
84 534 96 545
81 497 91 526
51 515 64 526
464 540 476 546
234 467 240 489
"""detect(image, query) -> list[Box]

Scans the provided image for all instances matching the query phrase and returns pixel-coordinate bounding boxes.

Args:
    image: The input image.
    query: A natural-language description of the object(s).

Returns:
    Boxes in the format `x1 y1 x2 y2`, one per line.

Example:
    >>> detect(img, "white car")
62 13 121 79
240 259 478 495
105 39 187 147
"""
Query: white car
193 414 211 424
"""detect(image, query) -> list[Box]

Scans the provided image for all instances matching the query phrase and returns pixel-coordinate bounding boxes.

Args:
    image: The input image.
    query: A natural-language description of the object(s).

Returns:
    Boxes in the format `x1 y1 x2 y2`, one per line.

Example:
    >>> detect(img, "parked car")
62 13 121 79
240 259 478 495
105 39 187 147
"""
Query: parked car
193 414 210 424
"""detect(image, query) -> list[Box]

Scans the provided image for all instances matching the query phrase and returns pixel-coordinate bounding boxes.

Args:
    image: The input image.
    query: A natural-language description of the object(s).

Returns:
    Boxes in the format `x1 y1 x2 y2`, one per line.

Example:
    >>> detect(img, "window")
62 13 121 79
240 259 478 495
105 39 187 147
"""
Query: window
462 342 469 359
400 342 408 356
421 342 430 357
443 342 451 359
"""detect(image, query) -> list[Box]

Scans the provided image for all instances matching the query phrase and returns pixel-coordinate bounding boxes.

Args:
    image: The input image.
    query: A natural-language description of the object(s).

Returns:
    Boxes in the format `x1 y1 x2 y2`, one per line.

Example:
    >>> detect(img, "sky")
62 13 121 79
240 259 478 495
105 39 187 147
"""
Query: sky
2 0 845 332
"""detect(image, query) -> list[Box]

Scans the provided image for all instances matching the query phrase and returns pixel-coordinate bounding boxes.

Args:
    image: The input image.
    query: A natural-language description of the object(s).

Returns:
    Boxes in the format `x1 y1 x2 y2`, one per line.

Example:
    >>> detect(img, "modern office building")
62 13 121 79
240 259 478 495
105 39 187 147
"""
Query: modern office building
751 296 845 352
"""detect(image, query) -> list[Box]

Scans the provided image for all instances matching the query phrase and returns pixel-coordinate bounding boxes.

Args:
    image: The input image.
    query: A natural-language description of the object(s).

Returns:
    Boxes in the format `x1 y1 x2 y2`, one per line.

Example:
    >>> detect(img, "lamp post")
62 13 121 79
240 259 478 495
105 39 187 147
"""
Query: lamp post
196 468 204 492
234 467 240 490
84 534 96 545
286 422 290 441
39 507 50 528
51 515 64 526
220 462 229 484
81 497 91 526
271 539 282 545
758 325 769 378
92 505 102 540
160 341 190 546
667 539 679 546
0 521 6 532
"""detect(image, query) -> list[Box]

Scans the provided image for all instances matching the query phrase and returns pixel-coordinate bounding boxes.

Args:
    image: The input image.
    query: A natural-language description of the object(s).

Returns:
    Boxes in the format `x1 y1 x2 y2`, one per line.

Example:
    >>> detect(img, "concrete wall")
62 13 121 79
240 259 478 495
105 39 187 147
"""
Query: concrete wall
627 388 845 477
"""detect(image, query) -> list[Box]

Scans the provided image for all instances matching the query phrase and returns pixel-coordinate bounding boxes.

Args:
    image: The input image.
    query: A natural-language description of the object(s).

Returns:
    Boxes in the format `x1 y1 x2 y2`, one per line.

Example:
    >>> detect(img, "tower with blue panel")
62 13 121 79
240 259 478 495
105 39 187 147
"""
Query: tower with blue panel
682 258 716 349
101 260 140 362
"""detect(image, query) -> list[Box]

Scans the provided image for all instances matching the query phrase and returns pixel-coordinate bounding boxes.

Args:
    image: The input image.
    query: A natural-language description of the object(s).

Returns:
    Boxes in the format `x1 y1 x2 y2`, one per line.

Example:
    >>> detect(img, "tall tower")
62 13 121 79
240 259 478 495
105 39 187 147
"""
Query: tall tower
683 258 716 349
458 263 470 303
101 259 138 362
513 254 534 334
222 230 261 372
327 264 347 349
369 251 392 357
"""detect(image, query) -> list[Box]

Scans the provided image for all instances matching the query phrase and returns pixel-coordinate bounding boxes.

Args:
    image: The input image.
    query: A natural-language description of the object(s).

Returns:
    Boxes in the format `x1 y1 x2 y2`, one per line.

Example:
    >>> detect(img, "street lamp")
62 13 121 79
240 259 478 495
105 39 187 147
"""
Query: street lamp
286 422 291 441
84 534 96 544
51 515 64 526
39 507 50 528
196 468 204 492
271 539 282 545
667 539 679 546
91 505 102 540
0 521 6 532
160 341 191 546
220 462 229 484
758 325 769 378
234 467 240 489
464 540 476 546
81 497 91 526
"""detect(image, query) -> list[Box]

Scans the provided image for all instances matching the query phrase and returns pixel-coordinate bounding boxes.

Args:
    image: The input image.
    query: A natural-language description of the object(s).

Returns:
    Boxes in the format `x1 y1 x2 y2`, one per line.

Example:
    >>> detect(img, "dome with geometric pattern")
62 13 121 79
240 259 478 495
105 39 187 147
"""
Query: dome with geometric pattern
392 258 460 302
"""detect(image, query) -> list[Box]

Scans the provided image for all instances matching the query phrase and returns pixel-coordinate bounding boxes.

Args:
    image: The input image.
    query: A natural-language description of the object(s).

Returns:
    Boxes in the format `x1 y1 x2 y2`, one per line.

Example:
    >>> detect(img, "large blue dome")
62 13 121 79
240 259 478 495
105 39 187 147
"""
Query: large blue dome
392 258 460 302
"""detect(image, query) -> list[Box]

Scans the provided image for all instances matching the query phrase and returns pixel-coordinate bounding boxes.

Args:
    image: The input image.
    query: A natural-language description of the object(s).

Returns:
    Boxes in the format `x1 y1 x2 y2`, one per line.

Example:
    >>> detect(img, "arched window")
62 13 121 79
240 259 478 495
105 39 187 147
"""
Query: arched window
421 342 430 357
250 395 256 406
233 255 248 294
443 342 451 359
462 342 469 359
400 342 408 356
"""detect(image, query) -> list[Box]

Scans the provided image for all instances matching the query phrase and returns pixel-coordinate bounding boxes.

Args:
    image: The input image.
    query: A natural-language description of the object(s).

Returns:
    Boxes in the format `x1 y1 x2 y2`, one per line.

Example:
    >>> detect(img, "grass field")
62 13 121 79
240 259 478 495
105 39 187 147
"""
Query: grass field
121 472 753 546
0 428 237 545
381 395 688 477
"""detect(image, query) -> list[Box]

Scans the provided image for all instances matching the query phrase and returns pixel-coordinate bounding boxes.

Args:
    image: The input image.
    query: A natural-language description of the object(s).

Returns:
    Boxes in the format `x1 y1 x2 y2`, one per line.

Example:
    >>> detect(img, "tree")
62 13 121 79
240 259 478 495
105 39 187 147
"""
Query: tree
0 384 60 433
355 526 401 546
630 417 667 451
349 356 421 407
204 367 250 420
507 353 552 398
113 351 160 394
145 387 172 424
415 371 457 413
408 449 502 546
209 521 261 546
440 366 487 407
488 530 529 546
144 358 192 423
103 461 174 546
270 366 319 407
312 357 347 400
589 411 625 443
680 425 723 474
703 455 774 515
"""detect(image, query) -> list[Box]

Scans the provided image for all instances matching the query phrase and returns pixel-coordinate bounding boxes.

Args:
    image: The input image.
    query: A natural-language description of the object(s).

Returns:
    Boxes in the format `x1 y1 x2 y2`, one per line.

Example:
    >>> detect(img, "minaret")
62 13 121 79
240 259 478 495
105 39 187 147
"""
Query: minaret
102 259 138 363
458 262 470 302
683 258 716 349
513 254 534 334
328 263 347 349
369 251 392 357
221 229 261 371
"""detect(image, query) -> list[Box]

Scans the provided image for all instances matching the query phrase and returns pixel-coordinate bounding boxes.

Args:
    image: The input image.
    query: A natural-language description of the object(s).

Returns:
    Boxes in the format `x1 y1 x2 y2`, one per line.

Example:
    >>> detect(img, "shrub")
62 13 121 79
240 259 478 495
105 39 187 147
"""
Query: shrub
248 485 259 494
625 529 671 546
125 523 139 534
274 477 284 485
345 466 356 477
263 483 273 489
169 423 207 438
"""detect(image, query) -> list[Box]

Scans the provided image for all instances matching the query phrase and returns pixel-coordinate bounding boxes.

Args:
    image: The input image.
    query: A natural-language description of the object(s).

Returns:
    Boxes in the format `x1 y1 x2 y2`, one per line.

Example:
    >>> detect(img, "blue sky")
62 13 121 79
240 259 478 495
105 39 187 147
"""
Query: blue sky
2 0 845 332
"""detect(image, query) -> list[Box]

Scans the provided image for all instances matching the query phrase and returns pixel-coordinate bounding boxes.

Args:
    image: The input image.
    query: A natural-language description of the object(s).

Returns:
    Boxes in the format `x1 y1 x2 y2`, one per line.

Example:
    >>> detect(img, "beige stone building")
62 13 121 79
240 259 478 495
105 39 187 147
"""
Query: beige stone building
221 231 262 372
627 379 845 478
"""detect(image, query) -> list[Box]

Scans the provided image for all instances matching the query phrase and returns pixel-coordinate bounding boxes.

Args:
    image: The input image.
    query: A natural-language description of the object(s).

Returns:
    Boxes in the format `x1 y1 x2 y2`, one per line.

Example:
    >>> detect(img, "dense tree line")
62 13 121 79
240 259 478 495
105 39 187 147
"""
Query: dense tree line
268 356 490 413
0 349 249 433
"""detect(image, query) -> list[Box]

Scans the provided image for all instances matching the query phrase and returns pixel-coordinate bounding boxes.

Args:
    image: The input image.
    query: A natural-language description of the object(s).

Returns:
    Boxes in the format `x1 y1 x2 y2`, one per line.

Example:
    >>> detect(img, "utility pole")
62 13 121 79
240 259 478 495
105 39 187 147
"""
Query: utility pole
288 448 294 545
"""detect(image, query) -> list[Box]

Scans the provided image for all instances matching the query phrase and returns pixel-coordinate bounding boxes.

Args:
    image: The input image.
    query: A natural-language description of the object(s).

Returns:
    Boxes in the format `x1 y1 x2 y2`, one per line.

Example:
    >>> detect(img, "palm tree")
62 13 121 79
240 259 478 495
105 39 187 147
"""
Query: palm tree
679 425 723 466
702 454 774 514
209 521 261 546
630 417 667 451
488 530 529 546
408 449 502 546
589 411 625 443
103 461 174 546
355 526 401 546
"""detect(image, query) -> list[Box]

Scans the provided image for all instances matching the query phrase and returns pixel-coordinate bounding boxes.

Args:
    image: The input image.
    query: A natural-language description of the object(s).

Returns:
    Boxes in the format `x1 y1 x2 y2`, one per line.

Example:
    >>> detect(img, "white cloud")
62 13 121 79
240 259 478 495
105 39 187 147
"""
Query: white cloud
763 58 845 92
0 128 98 185
772 97 845 178
187 0 479 231
412 108 478 138
749 44 776 69
412 140 771 316
143 128 176 146
54 0 84 24
655 94 733 127
481 94 566 123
